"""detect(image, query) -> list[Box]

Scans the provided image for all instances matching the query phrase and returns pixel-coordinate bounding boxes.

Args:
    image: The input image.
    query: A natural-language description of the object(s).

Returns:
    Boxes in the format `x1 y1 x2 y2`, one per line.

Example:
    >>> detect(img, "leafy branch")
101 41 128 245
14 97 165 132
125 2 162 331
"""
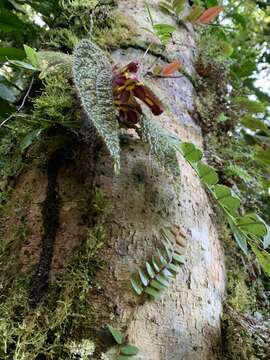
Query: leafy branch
172 140 270 276
130 228 185 299
144 1 176 44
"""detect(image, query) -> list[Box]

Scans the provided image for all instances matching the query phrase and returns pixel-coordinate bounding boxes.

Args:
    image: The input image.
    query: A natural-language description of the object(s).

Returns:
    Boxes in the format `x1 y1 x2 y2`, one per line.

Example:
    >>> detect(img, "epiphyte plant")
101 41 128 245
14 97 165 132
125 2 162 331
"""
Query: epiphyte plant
73 39 178 173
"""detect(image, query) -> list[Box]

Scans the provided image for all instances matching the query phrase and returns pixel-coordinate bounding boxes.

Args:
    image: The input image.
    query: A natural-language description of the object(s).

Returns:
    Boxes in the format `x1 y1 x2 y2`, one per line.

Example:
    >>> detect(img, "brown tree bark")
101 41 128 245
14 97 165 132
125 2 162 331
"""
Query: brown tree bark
3 1 226 359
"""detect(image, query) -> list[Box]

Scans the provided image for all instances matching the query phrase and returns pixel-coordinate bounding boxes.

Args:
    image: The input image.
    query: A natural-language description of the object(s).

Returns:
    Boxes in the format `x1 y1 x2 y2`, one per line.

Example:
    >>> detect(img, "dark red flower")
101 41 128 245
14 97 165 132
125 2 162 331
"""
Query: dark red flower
112 62 163 127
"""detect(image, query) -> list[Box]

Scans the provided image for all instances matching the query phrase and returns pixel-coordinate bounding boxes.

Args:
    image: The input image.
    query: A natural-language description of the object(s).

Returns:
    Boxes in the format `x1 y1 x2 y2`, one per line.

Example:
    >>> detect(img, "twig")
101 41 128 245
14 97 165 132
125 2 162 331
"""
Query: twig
0 77 35 129
142 43 152 59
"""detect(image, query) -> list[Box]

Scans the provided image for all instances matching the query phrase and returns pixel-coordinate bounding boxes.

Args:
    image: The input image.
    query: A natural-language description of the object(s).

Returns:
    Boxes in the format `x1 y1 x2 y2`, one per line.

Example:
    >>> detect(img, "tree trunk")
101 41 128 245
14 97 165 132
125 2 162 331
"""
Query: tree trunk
1 1 225 359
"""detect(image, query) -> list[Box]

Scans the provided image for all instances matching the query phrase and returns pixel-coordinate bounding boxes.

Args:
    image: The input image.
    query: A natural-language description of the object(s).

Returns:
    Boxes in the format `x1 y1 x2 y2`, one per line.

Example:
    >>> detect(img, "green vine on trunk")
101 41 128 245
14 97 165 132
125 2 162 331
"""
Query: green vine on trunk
130 228 185 299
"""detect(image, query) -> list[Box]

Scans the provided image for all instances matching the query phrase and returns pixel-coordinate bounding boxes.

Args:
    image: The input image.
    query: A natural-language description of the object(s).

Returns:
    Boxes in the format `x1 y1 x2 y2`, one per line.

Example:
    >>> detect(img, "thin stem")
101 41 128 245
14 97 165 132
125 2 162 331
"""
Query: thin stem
0 77 35 129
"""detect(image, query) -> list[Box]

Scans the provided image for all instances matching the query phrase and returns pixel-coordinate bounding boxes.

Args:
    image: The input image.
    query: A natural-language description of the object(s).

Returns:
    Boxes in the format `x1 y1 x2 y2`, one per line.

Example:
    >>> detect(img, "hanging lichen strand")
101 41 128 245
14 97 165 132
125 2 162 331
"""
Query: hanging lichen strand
73 40 121 171
141 115 180 175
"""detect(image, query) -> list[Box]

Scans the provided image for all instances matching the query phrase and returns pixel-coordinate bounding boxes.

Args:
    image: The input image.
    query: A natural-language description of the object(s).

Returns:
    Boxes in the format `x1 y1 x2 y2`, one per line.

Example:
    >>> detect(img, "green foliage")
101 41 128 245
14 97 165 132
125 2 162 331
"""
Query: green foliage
72 39 120 172
107 325 139 359
130 228 184 299
145 1 176 44
159 0 186 16
0 188 111 359
32 74 79 127
234 97 266 114
176 141 270 274
92 10 138 50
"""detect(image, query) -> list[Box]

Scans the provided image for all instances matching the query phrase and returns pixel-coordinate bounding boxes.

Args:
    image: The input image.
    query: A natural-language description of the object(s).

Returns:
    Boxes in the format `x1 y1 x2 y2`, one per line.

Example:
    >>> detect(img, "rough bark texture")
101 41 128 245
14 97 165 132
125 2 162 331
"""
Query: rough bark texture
100 2 225 359
3 1 226 359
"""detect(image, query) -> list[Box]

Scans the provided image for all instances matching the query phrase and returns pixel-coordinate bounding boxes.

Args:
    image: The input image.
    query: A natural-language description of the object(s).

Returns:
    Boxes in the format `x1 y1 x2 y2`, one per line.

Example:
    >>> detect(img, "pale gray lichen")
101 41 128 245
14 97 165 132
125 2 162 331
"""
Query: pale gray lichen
73 39 120 171
141 116 180 175
67 339 95 358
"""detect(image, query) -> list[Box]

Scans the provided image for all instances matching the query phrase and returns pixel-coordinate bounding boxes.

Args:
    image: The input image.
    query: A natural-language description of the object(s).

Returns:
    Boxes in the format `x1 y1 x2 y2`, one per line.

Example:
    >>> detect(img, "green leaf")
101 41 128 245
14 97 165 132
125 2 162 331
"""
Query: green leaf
161 227 175 242
145 286 161 299
167 263 180 273
130 277 143 295
0 99 14 119
218 41 234 57
251 244 270 277
162 268 174 279
153 23 176 34
73 40 120 171
120 345 139 356
196 162 219 186
151 255 160 272
0 8 25 32
256 215 270 249
138 269 149 287
172 253 185 264
240 115 268 132
254 149 270 166
181 142 203 163
23 45 39 68
230 13 247 29
146 262 155 278
150 279 167 291
0 47 25 61
236 214 267 238
9 60 38 71
234 96 266 113
20 129 43 152
213 184 240 216
156 274 170 287
159 1 174 15
107 325 124 345
153 23 176 44
205 0 219 7
228 218 248 254
0 83 16 102
162 242 173 261
263 227 270 250
173 0 186 15
145 0 154 26
185 6 204 22
156 248 168 266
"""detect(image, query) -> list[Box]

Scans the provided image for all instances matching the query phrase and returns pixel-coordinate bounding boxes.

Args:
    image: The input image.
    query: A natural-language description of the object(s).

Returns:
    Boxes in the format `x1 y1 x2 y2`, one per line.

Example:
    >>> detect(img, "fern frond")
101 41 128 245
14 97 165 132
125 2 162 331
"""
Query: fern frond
140 116 180 175
130 231 184 299
72 39 120 172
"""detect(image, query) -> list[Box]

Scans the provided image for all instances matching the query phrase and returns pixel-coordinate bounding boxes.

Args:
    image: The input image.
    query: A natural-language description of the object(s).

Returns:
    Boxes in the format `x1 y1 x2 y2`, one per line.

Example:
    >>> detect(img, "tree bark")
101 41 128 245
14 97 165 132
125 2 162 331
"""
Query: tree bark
2 1 226 359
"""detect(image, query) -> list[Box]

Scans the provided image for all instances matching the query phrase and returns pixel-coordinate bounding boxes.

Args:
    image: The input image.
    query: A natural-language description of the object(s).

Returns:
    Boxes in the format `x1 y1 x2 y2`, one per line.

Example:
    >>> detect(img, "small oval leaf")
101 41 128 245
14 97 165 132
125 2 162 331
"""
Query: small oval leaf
196 6 223 24
161 61 182 76
120 345 139 356
107 325 124 345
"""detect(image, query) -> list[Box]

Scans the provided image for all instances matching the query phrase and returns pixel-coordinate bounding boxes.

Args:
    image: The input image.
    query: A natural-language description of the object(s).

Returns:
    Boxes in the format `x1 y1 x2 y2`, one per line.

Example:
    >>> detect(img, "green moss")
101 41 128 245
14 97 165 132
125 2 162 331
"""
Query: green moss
32 74 79 128
92 10 138 50
218 224 270 359
43 28 79 51
0 188 112 359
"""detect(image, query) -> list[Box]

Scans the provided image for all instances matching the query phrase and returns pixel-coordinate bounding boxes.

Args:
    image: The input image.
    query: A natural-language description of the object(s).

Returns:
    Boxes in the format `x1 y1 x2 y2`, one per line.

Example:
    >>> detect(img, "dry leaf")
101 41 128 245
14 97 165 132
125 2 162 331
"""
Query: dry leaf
161 60 182 76
196 6 223 24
